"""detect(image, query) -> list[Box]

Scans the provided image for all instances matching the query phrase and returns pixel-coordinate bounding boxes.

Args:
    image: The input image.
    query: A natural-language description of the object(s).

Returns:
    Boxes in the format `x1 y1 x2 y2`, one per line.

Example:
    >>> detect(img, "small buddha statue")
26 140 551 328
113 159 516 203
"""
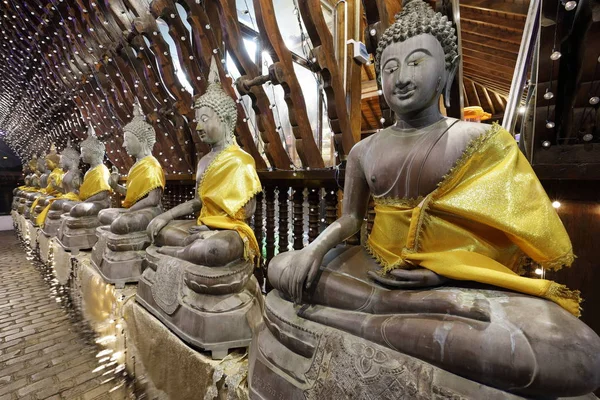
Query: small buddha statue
90 102 165 285
251 1 600 398
56 127 113 250
40 140 82 236
136 56 263 358
13 161 34 212
20 157 42 217
30 144 65 225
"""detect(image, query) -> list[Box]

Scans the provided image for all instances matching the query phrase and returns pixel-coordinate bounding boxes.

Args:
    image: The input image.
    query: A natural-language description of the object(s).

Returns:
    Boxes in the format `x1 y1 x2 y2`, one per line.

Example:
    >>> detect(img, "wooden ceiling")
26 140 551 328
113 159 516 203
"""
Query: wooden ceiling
360 0 525 131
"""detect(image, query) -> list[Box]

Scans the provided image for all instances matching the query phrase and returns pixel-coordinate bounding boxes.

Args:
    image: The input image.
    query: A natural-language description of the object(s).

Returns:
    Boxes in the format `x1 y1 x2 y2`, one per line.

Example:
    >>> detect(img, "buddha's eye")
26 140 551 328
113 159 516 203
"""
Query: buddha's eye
384 65 399 74
201 115 209 122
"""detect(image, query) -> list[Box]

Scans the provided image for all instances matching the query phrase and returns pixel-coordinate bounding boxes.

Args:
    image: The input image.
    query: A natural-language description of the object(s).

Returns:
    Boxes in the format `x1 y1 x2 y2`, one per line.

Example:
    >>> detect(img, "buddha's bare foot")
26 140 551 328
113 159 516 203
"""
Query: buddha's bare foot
157 246 185 258
368 268 448 288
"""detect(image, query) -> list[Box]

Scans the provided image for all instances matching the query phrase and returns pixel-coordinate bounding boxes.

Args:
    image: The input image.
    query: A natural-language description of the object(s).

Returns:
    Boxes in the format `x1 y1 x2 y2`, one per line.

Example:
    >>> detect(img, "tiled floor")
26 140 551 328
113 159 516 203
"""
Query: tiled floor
0 230 129 399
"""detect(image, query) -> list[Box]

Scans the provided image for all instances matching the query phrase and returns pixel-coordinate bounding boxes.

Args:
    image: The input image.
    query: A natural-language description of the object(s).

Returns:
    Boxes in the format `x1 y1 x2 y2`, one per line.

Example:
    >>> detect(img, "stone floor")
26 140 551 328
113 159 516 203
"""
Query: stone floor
0 230 130 399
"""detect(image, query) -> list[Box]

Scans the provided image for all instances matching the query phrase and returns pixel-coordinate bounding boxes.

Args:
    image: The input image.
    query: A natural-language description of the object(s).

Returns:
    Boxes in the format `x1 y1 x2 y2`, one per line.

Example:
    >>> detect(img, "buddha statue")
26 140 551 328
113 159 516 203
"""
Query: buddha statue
30 144 65 225
136 56 263 359
24 152 55 220
249 1 600 398
90 102 165 286
40 140 82 237
13 161 35 212
56 127 113 250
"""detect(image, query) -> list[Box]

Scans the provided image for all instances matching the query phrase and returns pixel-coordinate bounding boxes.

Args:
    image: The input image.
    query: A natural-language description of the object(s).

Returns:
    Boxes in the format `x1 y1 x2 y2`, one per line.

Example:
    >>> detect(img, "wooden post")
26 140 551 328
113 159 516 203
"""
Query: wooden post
293 187 305 250
307 188 320 243
277 186 290 254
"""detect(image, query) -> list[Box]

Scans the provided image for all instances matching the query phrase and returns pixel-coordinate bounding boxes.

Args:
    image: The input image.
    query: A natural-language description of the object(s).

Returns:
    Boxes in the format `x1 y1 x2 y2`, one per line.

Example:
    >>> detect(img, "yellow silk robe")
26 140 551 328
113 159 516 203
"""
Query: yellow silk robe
197 144 262 266
122 156 166 208
79 164 112 201
37 165 113 227
30 168 65 216
366 124 580 315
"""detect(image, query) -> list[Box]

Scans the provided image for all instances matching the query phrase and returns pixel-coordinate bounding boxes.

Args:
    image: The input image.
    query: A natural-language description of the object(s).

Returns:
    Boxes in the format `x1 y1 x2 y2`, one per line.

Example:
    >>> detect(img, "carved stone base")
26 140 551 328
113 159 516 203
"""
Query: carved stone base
38 233 51 265
136 246 262 359
27 221 38 250
41 216 63 237
90 227 150 287
249 291 598 400
56 215 102 251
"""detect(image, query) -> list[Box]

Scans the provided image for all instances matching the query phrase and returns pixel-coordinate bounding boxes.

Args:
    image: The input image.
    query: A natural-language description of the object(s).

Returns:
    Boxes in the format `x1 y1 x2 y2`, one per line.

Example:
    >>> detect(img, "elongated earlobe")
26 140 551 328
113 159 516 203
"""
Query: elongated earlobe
443 55 460 109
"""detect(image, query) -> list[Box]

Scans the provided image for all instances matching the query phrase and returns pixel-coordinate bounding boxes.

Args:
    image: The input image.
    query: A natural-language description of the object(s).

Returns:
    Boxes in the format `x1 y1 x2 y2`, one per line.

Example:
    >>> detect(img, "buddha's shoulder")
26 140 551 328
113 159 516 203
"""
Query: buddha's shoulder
447 119 491 138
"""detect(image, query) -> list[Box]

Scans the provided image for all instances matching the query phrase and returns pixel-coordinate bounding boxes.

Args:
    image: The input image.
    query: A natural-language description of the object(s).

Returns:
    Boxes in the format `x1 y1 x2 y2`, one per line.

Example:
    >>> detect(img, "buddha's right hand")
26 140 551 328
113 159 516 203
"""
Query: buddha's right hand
269 247 324 304
147 215 169 243
109 166 120 188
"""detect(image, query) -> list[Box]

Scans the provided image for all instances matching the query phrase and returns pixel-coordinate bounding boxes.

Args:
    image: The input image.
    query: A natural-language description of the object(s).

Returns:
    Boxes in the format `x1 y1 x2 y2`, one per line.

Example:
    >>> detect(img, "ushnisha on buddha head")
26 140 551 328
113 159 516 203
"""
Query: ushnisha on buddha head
376 0 459 117
194 57 237 147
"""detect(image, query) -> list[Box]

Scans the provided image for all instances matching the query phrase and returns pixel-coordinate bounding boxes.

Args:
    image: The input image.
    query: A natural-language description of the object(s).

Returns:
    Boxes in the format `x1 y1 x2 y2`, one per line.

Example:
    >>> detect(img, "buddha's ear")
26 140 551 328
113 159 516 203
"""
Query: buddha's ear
444 54 460 109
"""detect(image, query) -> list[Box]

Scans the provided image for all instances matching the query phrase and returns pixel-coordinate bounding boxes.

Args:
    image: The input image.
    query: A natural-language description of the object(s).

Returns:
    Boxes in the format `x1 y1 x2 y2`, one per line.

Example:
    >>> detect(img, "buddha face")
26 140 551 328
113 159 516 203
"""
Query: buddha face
80 147 92 164
195 106 227 146
123 131 142 157
380 34 448 116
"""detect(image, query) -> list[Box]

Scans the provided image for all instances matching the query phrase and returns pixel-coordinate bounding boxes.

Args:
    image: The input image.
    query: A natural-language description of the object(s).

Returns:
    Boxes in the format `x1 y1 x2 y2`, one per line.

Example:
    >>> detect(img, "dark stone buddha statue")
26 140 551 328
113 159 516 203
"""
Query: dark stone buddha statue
90 103 165 286
249 1 600 398
56 127 113 251
41 140 82 237
136 57 263 359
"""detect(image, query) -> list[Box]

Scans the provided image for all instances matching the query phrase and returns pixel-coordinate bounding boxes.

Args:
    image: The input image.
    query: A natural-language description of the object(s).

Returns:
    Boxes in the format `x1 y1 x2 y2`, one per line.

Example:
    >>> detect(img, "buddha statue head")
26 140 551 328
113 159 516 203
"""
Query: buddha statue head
122 101 156 158
80 125 106 165
59 140 80 171
45 144 61 171
194 56 237 147
375 0 459 116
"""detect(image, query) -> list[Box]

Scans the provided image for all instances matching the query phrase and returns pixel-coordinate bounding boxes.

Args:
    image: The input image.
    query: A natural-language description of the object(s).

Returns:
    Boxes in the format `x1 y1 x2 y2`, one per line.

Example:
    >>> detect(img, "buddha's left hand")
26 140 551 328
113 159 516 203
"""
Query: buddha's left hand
368 268 448 288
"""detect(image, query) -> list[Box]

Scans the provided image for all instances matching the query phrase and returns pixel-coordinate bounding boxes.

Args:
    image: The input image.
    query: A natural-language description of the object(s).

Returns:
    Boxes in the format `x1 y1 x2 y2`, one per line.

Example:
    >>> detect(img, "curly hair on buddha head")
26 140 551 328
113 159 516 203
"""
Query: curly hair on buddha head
375 0 459 82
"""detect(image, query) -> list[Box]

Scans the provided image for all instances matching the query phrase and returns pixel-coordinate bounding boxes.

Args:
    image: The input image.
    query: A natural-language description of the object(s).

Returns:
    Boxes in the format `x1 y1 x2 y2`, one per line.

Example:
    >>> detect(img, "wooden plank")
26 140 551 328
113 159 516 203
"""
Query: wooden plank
462 48 517 70
212 0 289 170
459 5 525 32
298 0 356 159
461 31 521 53
462 39 518 62
253 0 324 168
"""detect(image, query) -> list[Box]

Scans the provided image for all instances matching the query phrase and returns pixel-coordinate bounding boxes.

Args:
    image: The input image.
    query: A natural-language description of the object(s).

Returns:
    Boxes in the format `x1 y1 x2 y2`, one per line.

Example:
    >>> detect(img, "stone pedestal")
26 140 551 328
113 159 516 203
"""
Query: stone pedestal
90 226 150 287
27 220 39 251
38 232 51 265
125 302 250 400
249 291 598 400
41 216 62 237
136 246 262 359
69 252 250 400
56 215 102 251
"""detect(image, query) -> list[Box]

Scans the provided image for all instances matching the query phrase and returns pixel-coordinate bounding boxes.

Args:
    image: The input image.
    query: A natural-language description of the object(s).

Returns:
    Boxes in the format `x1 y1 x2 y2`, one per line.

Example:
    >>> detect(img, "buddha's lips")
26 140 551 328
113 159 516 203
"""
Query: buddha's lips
394 85 416 99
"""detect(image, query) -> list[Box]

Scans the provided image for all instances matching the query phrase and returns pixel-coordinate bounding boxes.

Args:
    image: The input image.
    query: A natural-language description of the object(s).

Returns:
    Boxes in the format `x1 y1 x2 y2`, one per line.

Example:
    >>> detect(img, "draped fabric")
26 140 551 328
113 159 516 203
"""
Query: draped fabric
366 124 579 316
37 192 80 227
122 156 165 208
197 144 262 266
79 164 112 201
29 168 65 215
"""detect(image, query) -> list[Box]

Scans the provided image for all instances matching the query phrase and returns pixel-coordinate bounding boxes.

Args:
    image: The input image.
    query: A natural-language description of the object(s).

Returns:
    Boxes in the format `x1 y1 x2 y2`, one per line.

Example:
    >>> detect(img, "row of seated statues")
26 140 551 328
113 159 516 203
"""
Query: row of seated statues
11 1 600 396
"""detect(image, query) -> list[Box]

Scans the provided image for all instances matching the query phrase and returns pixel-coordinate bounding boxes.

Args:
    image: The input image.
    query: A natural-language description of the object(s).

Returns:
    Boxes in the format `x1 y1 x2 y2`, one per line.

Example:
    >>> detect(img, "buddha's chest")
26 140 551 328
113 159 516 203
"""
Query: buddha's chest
195 153 219 193
362 133 460 199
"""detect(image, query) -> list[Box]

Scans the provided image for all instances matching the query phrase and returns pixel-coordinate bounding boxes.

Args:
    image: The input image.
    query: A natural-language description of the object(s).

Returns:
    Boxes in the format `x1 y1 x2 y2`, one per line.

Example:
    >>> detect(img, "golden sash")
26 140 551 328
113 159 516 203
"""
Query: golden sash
197 145 262 266
366 124 579 315
37 192 80 228
122 156 165 208
30 168 65 215
79 164 112 201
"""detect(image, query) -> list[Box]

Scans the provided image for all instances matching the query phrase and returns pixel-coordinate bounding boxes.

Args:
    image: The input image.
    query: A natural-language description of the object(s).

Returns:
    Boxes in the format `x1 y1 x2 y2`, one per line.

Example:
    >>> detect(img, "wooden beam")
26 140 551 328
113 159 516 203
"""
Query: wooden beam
461 19 523 45
459 6 526 32
462 48 517 69
461 31 521 53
